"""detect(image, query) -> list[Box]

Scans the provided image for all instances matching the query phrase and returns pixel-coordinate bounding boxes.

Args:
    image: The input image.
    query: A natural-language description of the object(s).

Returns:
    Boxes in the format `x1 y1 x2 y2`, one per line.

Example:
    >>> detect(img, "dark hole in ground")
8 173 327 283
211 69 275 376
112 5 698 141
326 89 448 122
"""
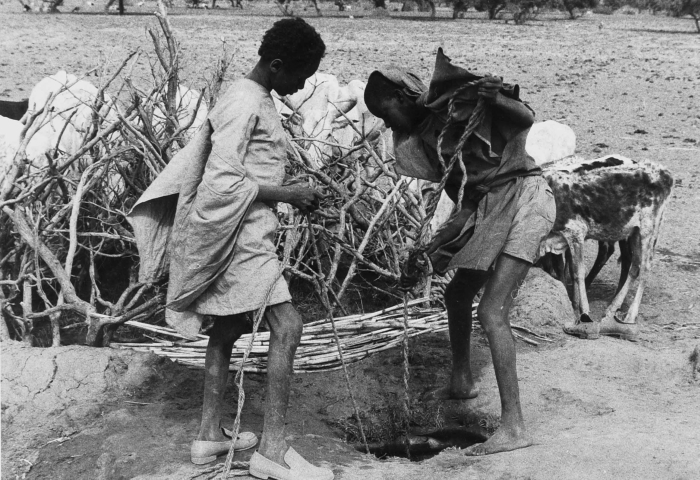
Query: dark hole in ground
355 427 487 461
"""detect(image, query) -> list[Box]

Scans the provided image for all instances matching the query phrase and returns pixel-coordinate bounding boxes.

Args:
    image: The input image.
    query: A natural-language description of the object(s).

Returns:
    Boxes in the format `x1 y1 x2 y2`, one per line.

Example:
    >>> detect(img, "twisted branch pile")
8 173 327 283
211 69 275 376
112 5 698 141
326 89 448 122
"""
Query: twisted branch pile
0 6 445 348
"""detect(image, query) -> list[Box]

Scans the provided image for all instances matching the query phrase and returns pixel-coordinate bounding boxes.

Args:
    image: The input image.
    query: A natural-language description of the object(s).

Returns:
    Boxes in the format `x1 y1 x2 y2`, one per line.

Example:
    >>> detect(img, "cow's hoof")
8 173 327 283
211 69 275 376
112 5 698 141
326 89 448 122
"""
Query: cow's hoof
600 316 639 342
563 320 600 339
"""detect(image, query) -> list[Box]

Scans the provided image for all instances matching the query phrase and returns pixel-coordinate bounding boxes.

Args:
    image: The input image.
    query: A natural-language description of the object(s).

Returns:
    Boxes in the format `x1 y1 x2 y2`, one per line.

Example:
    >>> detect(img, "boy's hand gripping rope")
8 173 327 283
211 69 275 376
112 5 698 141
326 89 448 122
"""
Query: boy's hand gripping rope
399 84 487 460
400 87 486 289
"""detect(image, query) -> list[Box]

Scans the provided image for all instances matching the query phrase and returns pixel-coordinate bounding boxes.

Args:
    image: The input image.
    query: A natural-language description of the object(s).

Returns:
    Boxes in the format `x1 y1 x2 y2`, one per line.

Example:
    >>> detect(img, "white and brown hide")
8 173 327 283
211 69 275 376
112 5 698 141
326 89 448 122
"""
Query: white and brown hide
541 157 673 325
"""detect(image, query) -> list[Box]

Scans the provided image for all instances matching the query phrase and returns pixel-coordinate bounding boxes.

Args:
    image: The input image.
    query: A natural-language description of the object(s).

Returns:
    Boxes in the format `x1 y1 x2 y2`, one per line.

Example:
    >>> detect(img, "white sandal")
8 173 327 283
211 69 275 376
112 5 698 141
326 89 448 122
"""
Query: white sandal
190 431 258 465
249 447 334 480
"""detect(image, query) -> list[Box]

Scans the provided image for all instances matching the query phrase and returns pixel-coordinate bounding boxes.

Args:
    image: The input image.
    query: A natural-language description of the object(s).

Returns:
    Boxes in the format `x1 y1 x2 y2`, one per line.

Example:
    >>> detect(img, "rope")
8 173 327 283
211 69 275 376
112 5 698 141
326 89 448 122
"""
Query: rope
401 294 412 460
399 84 487 460
217 85 487 475
402 90 486 286
221 216 301 478
308 221 370 454
419 85 486 247
221 212 371 477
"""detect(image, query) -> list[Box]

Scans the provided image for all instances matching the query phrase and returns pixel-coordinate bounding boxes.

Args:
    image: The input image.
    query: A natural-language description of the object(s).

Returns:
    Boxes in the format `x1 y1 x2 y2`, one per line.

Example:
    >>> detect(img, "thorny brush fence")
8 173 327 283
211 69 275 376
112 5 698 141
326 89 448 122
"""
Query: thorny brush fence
0 5 447 348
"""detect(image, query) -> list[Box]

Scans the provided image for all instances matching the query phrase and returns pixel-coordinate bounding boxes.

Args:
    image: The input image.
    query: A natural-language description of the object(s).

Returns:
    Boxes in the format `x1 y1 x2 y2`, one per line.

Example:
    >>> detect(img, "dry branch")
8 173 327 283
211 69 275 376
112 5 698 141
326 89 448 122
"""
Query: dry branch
0 8 446 349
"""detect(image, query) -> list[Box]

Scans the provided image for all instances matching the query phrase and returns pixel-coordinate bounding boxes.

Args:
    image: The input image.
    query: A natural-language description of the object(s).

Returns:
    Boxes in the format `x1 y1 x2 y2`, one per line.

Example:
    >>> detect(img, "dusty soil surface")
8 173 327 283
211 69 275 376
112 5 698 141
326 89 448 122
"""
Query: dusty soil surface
2 7 700 480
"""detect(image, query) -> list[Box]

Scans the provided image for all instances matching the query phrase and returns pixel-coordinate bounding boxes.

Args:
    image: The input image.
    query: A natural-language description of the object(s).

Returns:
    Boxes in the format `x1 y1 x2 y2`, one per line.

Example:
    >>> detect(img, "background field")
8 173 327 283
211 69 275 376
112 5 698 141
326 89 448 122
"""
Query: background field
2 8 700 480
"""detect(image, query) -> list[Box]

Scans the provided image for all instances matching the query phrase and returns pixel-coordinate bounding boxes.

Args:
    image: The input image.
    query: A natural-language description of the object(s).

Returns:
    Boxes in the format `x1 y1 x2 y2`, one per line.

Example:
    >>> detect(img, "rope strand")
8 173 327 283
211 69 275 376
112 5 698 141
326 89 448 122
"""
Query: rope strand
399 84 488 462
221 216 301 478
401 293 412 460
308 221 370 454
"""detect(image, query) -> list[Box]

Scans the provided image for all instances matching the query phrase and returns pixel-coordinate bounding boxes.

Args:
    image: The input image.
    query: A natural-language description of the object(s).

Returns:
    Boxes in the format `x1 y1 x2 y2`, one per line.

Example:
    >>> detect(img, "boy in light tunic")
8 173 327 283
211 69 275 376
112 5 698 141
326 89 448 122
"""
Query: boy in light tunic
130 18 332 480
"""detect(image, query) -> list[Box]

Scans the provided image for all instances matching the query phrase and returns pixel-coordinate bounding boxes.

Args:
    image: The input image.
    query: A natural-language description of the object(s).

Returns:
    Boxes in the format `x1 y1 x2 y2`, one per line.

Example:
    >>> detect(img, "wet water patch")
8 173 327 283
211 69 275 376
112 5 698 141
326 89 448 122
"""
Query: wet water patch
355 427 487 461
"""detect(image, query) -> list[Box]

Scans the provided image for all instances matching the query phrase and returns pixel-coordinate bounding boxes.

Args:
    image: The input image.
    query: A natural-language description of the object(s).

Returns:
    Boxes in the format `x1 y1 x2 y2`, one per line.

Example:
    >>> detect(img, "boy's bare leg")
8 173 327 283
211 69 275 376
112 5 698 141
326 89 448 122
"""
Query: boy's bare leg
257 302 303 465
198 315 252 442
430 269 488 400
465 253 533 456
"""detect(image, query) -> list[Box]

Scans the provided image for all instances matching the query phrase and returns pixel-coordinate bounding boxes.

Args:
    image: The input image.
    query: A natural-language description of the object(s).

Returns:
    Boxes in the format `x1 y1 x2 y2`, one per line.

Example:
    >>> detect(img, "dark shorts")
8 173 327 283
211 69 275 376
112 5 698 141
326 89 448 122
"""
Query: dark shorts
431 175 556 273
502 175 556 264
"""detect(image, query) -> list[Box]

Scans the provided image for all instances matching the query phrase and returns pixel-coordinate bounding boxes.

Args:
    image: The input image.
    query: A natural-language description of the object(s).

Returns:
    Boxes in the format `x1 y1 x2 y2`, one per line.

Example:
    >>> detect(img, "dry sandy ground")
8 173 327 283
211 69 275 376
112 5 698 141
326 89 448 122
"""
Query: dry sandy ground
1 6 700 480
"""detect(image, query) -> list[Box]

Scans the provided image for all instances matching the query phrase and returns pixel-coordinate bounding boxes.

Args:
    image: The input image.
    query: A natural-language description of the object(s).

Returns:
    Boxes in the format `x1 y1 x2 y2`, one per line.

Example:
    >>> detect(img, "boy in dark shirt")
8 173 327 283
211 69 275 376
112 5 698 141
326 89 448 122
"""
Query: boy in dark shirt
364 49 555 455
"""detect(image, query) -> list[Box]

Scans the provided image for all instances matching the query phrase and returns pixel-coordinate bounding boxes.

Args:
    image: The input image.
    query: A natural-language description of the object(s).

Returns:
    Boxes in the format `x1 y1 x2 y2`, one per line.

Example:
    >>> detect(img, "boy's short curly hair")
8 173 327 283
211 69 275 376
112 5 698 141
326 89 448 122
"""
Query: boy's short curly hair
258 18 326 72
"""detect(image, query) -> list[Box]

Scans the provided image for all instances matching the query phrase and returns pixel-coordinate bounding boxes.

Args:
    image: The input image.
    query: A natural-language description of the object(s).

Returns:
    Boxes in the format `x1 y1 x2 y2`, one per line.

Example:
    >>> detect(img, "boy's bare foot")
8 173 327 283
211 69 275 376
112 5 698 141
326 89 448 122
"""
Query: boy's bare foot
463 426 532 456
426 383 479 400
427 373 479 400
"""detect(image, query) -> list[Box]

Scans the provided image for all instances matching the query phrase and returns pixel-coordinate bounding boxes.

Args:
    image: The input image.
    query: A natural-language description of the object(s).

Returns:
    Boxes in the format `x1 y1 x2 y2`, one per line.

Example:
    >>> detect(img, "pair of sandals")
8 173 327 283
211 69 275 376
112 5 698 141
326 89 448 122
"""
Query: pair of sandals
191 429 333 480
563 315 639 341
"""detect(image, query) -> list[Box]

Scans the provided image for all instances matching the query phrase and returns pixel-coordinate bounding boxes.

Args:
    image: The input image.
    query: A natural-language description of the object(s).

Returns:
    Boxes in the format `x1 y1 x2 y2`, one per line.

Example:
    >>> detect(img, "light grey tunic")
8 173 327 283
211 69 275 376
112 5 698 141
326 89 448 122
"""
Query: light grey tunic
190 79 292 315
128 79 292 337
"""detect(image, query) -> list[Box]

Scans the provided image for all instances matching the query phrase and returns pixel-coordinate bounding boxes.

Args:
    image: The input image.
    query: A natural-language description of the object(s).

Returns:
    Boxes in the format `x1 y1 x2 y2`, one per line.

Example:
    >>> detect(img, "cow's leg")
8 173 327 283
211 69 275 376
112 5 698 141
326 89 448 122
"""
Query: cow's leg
616 239 632 295
428 268 488 400
603 229 641 320
600 230 643 341
571 238 592 322
563 234 600 339
585 241 615 289
554 253 567 284
566 247 579 310
619 223 656 325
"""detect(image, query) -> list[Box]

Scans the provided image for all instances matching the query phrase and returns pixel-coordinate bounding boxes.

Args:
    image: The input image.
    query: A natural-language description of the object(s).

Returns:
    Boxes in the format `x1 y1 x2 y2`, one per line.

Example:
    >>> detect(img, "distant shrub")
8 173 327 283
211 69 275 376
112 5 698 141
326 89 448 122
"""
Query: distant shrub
618 3 639 11
667 0 699 31
602 0 626 9
592 3 614 12
452 0 469 17
474 0 508 18
509 0 548 23
553 0 599 18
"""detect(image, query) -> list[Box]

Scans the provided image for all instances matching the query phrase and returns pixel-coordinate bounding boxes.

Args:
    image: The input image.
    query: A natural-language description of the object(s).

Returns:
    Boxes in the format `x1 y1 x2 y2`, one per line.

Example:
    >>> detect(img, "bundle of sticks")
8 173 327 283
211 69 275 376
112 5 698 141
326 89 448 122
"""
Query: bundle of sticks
114 298 452 373
0 6 443 348
113 297 550 373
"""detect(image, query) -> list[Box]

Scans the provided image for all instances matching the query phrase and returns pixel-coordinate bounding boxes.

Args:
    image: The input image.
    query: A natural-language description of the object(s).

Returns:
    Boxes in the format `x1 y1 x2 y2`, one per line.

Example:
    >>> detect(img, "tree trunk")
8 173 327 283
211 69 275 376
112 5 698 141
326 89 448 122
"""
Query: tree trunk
310 0 322 15
427 0 436 17
489 4 497 18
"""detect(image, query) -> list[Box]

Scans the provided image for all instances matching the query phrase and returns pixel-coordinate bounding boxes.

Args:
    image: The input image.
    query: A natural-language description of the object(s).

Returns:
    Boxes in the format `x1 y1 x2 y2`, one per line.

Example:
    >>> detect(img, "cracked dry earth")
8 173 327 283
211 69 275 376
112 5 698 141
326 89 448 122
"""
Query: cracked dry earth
2 317 699 480
2 6 700 480
2 268 699 480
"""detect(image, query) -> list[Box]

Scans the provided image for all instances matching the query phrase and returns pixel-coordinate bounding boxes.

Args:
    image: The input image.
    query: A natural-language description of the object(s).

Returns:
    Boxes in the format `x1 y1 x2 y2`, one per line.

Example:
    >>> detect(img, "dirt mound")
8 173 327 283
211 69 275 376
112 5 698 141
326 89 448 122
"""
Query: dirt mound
510 267 575 331
1 342 201 479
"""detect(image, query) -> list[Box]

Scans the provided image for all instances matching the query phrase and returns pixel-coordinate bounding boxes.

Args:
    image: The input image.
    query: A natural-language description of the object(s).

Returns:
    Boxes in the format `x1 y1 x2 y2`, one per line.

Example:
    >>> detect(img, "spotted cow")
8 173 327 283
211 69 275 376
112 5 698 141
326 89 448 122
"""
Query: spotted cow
541 156 673 338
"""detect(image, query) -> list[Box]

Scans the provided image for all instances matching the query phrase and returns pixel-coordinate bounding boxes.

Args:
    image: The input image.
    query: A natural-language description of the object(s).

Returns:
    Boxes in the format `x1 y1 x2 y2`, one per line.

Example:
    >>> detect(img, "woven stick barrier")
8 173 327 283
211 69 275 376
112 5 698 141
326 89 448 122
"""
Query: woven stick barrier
113 298 475 373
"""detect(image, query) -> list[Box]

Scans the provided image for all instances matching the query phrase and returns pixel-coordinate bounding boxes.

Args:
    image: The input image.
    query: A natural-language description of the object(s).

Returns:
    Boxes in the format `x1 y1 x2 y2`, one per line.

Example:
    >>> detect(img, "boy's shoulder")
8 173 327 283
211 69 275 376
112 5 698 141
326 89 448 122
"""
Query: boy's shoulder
210 79 270 125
